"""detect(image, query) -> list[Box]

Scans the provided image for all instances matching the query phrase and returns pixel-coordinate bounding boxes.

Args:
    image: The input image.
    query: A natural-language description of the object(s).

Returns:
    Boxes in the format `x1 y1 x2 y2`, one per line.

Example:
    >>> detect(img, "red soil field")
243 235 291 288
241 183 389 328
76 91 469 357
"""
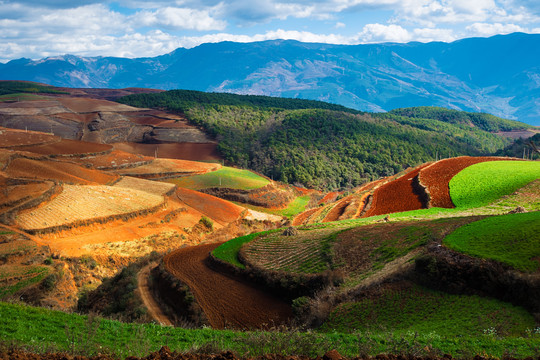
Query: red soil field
19 139 112 156
291 207 319 226
5 158 117 185
418 156 513 208
0 128 59 148
53 112 99 123
0 181 53 208
113 142 222 162
115 158 220 178
362 164 430 218
175 187 244 226
323 196 352 222
318 191 341 204
164 242 292 329
56 97 138 113
72 150 152 169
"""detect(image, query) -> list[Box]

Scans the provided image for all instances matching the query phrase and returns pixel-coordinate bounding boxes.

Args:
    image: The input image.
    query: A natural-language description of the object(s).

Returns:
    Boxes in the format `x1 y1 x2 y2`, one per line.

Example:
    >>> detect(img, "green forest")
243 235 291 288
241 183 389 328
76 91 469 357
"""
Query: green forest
119 90 528 190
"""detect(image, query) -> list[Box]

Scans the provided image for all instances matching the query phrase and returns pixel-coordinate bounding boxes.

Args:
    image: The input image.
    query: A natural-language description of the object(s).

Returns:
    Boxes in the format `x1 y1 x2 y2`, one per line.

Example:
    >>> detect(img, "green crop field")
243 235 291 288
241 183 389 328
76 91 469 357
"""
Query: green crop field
321 284 536 336
233 194 311 219
444 211 540 272
1 301 540 358
449 161 540 208
169 166 270 190
0 266 50 299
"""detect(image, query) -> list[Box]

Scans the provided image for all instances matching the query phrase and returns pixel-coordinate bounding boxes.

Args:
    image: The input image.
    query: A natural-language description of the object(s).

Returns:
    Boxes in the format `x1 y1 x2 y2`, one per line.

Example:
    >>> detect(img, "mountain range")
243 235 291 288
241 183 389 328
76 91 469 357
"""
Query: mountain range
1 32 539 125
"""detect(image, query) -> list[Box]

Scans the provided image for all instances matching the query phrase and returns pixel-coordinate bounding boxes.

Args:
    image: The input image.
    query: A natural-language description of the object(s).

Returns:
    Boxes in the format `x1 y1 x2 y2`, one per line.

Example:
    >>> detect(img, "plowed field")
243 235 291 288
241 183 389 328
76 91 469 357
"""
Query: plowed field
114 176 176 196
113 142 222 162
0 181 53 208
19 139 112 156
16 185 164 231
72 150 152 169
418 156 511 208
56 97 139 113
175 187 244 226
164 242 292 329
116 158 220 178
0 128 58 148
6 158 117 185
362 165 430 217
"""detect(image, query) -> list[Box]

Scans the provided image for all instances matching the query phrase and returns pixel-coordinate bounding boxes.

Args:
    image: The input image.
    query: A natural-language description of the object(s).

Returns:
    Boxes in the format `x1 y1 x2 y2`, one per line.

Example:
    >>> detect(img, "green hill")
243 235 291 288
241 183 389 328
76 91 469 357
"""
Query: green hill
119 91 521 191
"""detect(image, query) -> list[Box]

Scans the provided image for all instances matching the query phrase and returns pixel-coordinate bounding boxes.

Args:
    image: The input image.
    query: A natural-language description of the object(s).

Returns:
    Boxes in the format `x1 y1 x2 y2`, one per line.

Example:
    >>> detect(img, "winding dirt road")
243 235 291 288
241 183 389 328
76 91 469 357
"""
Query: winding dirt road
164 243 292 329
137 263 174 326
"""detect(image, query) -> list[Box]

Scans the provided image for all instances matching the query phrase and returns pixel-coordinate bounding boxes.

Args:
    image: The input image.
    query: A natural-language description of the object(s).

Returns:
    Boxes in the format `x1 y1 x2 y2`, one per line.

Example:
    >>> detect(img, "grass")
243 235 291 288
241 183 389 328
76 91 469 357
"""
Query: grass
321 284 536 336
0 93 49 102
444 211 540 272
212 229 281 269
449 161 540 208
233 194 311 219
169 166 270 190
1 301 539 358
0 266 50 299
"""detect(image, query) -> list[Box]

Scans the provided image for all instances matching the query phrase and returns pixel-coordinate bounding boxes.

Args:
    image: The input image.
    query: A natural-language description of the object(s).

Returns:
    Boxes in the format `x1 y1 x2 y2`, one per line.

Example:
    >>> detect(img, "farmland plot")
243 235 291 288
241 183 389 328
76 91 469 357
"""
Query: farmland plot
116 158 219 179
16 185 165 232
113 176 176 196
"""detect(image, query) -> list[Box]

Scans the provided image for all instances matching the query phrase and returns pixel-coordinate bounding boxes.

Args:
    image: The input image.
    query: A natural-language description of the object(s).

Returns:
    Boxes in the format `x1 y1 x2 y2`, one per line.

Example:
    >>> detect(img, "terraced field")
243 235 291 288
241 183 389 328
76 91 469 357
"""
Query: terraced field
16 185 165 232
169 166 269 190
116 158 220 179
113 176 176 196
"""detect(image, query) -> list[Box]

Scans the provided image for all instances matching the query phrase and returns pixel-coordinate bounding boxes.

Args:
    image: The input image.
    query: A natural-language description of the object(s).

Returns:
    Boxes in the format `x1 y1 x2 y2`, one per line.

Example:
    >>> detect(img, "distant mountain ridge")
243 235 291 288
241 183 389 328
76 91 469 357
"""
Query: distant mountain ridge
1 32 539 125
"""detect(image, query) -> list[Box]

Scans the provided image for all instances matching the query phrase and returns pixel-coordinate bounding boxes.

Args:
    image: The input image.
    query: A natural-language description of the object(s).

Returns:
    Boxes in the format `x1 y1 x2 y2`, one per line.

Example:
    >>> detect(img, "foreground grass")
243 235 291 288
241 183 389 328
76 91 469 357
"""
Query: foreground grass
321 284 536 336
444 211 540 272
169 166 270 190
1 301 539 359
449 161 540 208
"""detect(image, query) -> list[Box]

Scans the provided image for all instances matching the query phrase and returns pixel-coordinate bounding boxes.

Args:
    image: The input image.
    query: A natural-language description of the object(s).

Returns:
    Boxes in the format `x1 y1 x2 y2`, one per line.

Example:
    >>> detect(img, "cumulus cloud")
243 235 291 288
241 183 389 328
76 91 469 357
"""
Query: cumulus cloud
133 6 227 31
465 22 527 36
356 23 412 43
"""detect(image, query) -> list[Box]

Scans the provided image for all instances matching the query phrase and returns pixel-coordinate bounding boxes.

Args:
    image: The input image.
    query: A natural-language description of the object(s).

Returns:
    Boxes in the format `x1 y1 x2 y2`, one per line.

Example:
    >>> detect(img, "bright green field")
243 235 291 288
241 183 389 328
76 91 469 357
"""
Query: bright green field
321 284 535 336
449 161 540 208
233 194 311 219
0 93 49 102
169 166 270 190
444 212 540 272
2 301 540 358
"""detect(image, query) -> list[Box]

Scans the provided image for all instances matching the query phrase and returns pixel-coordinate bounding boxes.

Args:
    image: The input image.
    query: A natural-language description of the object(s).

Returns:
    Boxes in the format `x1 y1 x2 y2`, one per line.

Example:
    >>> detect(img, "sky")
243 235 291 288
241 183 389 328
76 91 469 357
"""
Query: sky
1 0 539 63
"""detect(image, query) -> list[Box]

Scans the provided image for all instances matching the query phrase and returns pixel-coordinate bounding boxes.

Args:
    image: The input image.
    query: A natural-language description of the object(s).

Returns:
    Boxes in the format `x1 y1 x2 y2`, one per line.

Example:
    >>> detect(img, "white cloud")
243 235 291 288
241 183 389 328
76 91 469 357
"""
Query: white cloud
356 23 412 43
465 22 527 36
133 6 227 31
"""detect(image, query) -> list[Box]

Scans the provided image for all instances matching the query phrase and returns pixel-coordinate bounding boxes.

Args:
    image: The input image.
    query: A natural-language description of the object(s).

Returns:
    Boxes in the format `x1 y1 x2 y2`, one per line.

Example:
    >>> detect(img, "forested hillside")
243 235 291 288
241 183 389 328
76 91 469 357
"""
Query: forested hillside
119 91 522 190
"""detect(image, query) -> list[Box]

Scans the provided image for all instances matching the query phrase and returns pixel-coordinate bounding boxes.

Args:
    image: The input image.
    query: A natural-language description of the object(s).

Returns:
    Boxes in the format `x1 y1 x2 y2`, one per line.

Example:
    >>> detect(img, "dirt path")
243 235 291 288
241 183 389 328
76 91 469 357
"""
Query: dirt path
137 263 174 326
164 243 292 330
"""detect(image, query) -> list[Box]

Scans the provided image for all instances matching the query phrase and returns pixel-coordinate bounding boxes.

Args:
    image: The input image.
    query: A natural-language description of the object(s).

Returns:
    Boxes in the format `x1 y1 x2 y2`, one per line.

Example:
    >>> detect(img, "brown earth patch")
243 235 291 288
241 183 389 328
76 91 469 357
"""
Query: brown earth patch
291 207 319 226
115 158 220 179
175 187 245 226
18 138 112 156
418 156 516 208
72 150 152 170
0 128 59 148
113 142 222 162
164 242 292 329
5 158 117 185
53 112 99 123
56 97 139 113
362 165 430 217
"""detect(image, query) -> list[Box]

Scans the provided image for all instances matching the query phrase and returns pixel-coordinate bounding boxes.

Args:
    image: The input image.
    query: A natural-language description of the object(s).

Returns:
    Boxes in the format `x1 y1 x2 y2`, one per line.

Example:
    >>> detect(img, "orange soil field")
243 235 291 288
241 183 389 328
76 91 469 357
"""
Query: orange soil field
164 242 292 329
5 158 117 185
291 207 319 226
19 138 112 156
0 128 59 148
115 158 220 178
175 187 245 226
113 142 222 162
0 181 53 208
72 150 152 169
113 176 176 196
53 112 99 123
323 196 353 222
16 185 164 231
362 164 430 217
0 100 68 116
56 97 139 113
418 156 515 208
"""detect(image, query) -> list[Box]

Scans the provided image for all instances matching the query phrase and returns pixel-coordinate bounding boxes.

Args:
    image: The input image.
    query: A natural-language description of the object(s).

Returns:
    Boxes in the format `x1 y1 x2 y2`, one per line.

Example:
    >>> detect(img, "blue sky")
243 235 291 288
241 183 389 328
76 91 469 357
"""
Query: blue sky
1 0 539 62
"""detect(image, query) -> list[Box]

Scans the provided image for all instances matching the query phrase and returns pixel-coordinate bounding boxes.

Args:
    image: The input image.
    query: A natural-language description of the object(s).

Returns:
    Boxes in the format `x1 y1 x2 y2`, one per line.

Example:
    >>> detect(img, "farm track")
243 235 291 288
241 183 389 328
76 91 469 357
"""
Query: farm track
137 263 173 326
164 243 292 329
418 156 517 208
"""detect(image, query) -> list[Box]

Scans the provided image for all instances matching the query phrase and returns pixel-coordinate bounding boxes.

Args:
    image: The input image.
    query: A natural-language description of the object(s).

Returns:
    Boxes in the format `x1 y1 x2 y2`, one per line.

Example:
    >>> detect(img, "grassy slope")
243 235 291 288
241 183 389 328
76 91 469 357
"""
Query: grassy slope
168 166 270 190
444 212 540 272
1 301 539 358
321 284 536 336
449 161 540 208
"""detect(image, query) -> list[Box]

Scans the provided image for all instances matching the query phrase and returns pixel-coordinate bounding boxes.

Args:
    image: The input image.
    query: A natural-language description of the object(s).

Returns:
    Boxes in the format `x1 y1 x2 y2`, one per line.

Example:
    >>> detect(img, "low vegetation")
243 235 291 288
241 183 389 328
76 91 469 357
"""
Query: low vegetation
444 212 540 272
169 166 270 190
0 81 68 96
321 283 536 336
449 161 540 208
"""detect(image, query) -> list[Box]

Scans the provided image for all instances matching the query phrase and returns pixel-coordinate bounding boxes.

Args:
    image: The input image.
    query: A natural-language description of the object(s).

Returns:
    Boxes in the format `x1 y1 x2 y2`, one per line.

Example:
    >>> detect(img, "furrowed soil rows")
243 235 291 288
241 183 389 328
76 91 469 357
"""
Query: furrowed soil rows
116 158 220 179
112 142 222 162
0 128 59 148
16 185 164 232
6 158 118 185
175 187 244 226
362 165 430 217
20 139 112 156
418 156 513 208
56 97 139 113
164 242 292 329
73 150 152 170
113 176 176 196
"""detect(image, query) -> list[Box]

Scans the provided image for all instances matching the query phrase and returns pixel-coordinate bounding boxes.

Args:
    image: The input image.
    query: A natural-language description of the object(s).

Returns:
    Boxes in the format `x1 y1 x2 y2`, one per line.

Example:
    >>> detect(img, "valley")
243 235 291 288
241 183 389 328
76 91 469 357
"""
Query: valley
0 81 539 359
